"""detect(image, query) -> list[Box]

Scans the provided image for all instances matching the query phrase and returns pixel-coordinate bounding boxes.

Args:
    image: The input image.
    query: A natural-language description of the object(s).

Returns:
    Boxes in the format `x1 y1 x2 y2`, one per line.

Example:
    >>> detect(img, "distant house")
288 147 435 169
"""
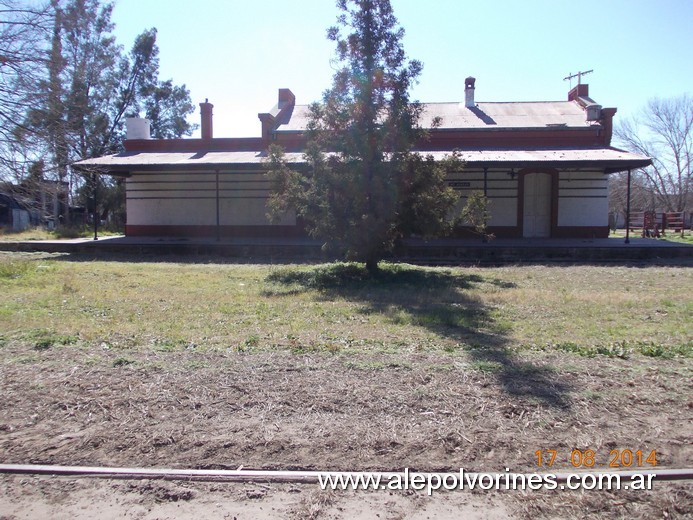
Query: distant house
73 79 650 240
0 192 32 231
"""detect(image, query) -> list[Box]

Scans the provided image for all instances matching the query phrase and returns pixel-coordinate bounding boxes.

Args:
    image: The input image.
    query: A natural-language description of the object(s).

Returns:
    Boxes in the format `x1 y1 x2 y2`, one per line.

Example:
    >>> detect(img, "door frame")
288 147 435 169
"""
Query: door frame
517 168 558 238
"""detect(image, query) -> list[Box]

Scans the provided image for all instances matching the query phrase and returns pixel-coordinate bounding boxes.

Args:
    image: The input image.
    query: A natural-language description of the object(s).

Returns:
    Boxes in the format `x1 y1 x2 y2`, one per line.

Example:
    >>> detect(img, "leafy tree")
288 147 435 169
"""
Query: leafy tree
615 95 692 213
460 191 492 241
15 0 195 225
267 0 462 273
141 79 197 139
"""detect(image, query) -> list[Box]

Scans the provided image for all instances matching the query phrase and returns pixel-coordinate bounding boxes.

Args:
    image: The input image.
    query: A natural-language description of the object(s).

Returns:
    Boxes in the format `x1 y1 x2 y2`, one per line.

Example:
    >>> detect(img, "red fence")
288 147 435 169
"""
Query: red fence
628 211 688 237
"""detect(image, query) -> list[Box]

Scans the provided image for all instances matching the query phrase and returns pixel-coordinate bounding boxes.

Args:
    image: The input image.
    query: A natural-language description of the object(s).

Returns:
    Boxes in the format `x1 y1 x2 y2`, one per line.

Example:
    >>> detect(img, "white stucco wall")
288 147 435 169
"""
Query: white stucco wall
126 170 295 227
448 168 518 227
557 170 608 227
123 167 610 232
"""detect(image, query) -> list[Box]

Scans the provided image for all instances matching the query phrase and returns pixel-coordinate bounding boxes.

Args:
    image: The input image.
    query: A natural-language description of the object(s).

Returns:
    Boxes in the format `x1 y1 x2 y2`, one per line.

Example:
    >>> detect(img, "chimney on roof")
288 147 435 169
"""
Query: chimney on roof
465 77 476 108
278 88 295 109
125 117 151 140
200 99 213 140
568 83 589 102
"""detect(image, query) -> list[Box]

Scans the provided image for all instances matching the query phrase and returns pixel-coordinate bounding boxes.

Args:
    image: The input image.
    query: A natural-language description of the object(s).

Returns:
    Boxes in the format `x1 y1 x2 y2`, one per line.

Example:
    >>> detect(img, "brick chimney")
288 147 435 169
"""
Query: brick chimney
600 107 617 145
278 88 295 109
200 99 213 140
258 88 296 142
465 77 476 108
568 84 589 102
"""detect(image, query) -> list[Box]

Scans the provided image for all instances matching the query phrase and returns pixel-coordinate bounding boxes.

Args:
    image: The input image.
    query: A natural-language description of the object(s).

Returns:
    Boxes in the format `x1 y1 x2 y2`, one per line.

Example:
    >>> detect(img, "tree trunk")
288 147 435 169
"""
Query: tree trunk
365 257 379 276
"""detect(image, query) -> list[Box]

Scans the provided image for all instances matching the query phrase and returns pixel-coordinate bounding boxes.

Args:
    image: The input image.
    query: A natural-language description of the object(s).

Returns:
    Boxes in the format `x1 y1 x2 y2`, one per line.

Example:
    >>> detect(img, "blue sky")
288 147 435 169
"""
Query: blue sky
111 0 693 138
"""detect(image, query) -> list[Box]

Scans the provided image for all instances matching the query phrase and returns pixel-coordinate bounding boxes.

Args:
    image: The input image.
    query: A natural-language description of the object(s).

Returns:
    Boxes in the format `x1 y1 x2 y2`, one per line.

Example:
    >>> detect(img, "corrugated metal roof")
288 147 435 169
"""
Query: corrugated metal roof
424 147 648 164
276 101 592 132
73 147 649 173
74 150 303 168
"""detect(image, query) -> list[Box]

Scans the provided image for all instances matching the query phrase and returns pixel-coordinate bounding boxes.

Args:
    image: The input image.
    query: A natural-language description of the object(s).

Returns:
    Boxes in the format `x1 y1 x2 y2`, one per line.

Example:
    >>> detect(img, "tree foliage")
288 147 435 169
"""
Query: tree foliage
1 0 197 226
267 0 462 272
615 95 692 213
460 191 492 241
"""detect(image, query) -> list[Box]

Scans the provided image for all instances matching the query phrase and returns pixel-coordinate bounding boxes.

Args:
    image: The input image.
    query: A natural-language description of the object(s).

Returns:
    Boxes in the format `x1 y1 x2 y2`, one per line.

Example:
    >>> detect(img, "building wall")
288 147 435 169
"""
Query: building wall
124 167 610 238
125 170 296 237
451 167 609 237
448 168 518 227
557 170 608 227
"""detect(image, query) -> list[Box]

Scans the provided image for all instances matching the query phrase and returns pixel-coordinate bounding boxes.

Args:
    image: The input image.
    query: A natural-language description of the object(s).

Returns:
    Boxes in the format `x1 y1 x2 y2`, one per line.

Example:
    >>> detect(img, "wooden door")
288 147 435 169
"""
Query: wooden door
523 172 551 238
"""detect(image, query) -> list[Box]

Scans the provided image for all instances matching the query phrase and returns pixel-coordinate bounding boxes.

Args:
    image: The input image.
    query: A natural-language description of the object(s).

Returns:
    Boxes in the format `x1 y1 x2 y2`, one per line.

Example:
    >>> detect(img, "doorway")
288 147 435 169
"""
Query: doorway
522 172 551 238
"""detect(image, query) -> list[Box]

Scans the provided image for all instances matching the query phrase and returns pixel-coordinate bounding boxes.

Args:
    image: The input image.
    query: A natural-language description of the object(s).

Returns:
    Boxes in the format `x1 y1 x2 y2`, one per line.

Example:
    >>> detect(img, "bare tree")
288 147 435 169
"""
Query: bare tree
608 170 656 227
0 0 51 183
615 95 692 213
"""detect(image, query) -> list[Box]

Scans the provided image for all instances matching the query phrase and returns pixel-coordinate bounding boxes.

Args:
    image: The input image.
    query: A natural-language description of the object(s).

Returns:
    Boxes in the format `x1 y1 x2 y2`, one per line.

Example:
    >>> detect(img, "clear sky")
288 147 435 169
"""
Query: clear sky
111 0 693 138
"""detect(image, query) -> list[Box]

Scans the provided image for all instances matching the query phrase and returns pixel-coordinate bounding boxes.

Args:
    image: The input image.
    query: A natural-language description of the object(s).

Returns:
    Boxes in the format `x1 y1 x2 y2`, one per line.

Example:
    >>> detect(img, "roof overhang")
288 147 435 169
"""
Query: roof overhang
72 147 650 176
422 147 651 173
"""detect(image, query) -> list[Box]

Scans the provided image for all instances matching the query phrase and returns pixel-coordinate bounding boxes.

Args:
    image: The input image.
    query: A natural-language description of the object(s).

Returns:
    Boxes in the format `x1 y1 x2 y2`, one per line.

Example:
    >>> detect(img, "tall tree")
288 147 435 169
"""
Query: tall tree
267 0 461 273
0 0 52 183
140 79 197 139
21 0 195 223
615 95 692 213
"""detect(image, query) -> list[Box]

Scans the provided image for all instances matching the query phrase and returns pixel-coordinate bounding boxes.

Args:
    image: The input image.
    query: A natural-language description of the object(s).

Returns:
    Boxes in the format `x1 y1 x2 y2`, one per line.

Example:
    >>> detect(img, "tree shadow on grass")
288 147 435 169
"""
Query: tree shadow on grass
264 263 571 409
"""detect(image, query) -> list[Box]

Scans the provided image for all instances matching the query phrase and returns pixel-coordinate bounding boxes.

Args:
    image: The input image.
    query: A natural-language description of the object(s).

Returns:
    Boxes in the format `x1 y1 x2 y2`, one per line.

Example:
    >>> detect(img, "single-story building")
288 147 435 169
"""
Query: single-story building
73 78 651 239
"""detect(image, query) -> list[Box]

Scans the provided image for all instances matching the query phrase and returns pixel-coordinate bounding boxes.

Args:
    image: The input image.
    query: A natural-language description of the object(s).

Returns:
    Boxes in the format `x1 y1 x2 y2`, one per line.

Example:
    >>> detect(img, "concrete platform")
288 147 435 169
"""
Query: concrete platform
1 235 691 264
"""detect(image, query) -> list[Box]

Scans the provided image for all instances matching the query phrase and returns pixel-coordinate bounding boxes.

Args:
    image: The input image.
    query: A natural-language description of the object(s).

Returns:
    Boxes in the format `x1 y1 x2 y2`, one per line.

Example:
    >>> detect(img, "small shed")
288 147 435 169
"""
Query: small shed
0 192 32 231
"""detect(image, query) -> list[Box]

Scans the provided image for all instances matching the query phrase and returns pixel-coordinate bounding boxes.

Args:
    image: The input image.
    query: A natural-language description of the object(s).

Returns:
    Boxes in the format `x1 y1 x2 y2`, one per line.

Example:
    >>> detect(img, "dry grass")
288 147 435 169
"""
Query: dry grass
0 252 691 518
1 253 689 357
0 226 121 241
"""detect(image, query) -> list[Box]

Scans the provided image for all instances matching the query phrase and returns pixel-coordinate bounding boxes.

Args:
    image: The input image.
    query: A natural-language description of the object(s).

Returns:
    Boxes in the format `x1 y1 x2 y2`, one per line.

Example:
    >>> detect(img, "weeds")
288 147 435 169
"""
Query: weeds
0 258 36 279
531 340 691 359
26 329 79 351
112 357 135 367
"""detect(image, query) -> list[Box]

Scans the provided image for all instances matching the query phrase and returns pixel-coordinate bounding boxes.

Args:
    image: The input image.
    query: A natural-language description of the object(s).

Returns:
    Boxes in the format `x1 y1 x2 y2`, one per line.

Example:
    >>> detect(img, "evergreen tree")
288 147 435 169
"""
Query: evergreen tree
268 0 462 273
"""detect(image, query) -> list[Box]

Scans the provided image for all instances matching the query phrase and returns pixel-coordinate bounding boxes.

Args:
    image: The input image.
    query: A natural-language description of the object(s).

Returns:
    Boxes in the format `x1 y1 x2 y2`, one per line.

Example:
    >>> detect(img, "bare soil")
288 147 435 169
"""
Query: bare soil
1 342 691 518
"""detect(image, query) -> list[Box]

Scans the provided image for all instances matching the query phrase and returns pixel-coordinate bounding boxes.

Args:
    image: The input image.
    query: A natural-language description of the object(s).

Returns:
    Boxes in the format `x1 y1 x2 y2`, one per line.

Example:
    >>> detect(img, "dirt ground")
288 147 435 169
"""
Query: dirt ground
0 341 691 518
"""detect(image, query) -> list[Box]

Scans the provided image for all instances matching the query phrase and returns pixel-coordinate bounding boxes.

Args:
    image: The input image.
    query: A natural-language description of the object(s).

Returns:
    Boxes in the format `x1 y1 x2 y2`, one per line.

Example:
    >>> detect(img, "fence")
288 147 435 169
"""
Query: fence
627 211 688 238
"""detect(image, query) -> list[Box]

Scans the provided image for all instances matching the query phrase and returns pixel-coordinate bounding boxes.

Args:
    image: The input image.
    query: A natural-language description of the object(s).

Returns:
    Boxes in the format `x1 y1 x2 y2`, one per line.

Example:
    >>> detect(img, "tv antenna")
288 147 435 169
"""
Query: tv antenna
564 69 593 88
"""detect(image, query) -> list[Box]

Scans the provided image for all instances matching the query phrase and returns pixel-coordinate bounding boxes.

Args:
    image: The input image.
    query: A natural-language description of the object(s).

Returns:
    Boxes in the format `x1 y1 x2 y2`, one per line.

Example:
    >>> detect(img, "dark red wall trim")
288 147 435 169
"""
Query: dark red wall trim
127 224 608 240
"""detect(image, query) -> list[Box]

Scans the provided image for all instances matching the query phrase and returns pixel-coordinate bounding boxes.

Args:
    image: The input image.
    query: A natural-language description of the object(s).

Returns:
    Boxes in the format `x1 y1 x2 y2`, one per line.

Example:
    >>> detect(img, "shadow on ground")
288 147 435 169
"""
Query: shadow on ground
265 262 572 409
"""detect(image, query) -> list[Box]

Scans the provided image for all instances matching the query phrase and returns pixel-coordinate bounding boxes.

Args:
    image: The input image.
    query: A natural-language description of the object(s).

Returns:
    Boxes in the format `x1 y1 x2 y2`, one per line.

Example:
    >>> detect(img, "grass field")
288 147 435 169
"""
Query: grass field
0 226 121 241
0 252 691 519
609 228 693 245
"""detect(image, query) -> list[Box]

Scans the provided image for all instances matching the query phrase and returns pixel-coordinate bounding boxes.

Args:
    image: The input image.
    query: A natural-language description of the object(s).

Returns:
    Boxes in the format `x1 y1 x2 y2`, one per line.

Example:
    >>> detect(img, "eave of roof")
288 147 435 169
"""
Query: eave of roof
72 147 650 175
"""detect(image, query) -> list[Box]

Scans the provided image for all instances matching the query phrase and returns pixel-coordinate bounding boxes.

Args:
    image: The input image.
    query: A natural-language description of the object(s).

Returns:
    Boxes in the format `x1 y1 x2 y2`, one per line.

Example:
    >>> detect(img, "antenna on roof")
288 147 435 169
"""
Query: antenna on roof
564 69 593 88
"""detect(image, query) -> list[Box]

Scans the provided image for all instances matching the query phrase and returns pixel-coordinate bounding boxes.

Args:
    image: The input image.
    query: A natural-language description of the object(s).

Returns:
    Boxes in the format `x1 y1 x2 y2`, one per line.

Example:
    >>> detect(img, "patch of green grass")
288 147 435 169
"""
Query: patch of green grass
0 226 122 241
531 340 691 359
112 357 135 367
0 258 37 279
0 254 690 364
659 233 693 245
23 329 80 351
634 341 691 359
470 360 504 373
152 337 187 352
